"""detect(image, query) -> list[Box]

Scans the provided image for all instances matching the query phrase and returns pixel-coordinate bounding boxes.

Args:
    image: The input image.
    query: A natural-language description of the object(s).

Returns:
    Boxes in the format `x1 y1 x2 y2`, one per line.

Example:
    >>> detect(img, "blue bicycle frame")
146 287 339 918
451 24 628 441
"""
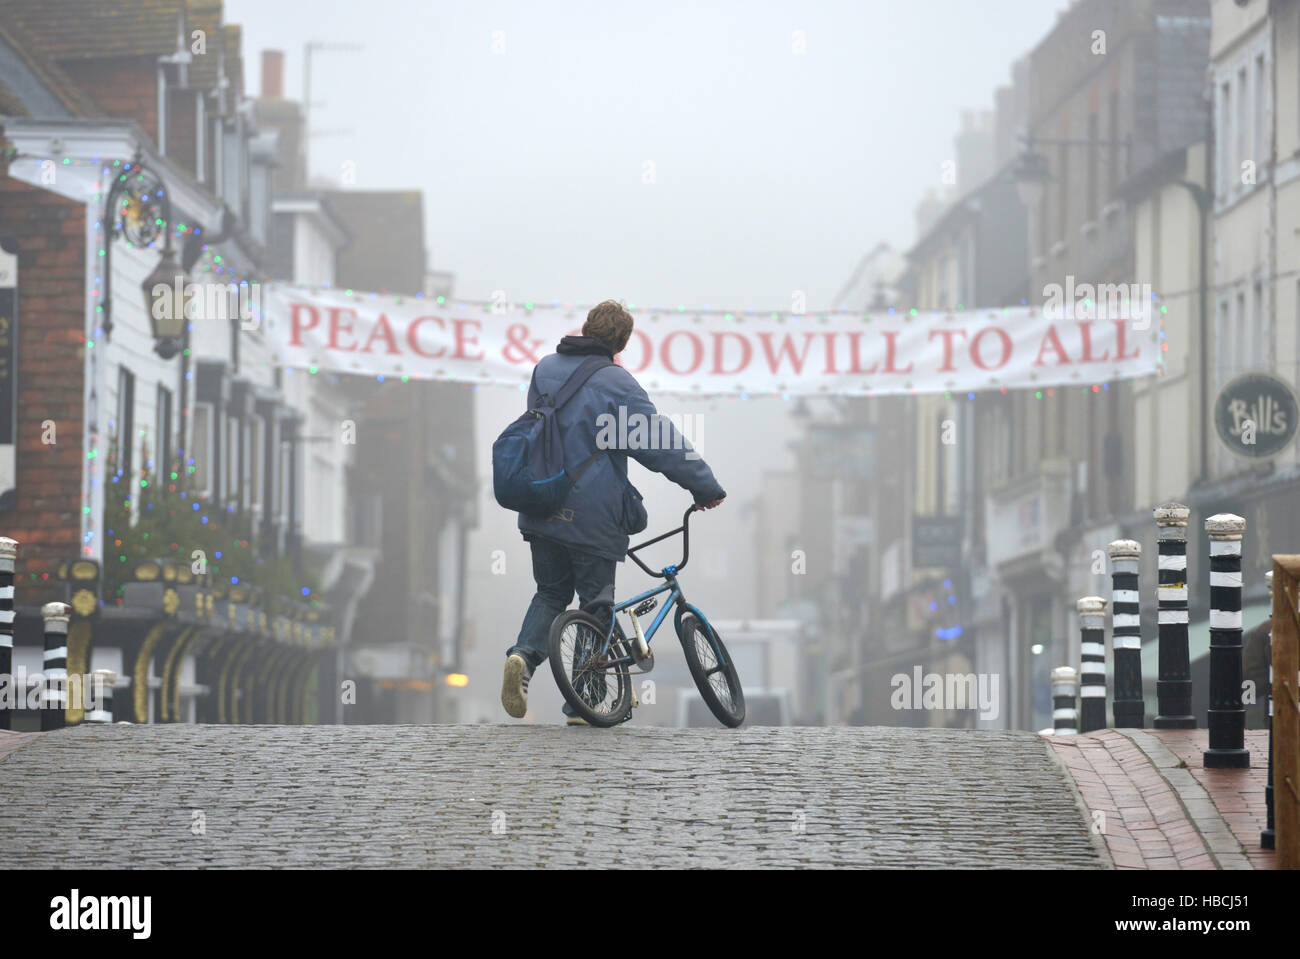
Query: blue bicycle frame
589 505 725 667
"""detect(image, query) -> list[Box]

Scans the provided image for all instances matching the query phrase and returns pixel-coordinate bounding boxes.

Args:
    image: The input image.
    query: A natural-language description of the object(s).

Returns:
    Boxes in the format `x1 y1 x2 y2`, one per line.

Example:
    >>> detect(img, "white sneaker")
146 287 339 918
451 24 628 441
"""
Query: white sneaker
501 655 530 719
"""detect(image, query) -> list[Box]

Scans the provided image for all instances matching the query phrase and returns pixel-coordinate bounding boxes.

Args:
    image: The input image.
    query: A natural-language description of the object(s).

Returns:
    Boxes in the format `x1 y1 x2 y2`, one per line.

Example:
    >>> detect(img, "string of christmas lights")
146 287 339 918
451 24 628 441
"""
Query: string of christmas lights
10 148 1178 576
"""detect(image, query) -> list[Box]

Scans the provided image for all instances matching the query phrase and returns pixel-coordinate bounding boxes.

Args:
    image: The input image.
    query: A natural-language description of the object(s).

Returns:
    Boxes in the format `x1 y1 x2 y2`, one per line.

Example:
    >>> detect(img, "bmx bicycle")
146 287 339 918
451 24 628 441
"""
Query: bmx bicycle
547 504 746 728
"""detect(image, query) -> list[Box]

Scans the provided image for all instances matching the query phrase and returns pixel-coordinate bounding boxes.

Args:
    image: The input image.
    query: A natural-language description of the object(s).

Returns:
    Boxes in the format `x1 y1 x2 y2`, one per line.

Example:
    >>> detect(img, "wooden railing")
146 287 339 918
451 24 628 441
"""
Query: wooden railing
1273 555 1300 869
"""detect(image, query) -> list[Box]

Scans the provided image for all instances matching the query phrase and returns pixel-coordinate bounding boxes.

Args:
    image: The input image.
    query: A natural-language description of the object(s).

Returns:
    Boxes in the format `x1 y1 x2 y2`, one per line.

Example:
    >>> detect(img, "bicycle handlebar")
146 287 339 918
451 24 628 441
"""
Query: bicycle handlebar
626 504 701 578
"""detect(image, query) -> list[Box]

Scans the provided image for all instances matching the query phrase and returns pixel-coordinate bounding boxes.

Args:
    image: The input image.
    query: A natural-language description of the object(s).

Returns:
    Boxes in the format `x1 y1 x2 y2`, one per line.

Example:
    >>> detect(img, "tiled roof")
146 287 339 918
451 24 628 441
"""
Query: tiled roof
0 16 102 118
0 0 229 91
221 23 243 101
187 1 225 89
2 0 186 59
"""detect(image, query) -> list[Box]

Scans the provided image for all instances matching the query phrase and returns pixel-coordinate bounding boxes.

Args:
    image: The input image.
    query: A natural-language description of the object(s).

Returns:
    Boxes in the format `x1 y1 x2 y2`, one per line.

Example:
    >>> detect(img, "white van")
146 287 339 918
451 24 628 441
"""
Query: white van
677 687 792 727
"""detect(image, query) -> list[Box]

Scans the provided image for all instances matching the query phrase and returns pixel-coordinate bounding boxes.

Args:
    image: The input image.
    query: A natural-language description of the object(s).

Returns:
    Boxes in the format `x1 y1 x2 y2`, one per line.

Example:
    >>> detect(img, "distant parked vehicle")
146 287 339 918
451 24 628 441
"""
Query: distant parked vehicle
682 620 807 722
678 687 791 727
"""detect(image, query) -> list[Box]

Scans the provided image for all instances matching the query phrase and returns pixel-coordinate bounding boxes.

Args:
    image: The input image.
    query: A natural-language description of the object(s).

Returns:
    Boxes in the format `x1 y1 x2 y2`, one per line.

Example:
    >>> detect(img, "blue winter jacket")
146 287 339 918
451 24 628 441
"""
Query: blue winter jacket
518 335 726 562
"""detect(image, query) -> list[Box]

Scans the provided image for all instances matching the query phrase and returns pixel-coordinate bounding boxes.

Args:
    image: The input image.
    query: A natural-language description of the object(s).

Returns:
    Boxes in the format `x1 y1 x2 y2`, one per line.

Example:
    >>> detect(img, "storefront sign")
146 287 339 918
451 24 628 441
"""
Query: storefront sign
1214 372 1298 459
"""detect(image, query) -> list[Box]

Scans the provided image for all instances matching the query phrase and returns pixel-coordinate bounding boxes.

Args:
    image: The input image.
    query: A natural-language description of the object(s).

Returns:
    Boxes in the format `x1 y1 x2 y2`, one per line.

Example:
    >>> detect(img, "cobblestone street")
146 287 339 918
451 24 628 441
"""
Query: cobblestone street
0 724 1104 868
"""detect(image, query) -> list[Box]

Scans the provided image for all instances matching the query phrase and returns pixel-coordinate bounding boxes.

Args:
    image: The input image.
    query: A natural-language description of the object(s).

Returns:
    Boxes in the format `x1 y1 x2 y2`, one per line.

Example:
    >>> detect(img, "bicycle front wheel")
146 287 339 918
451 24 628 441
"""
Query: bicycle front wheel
678 612 745 728
548 610 632 727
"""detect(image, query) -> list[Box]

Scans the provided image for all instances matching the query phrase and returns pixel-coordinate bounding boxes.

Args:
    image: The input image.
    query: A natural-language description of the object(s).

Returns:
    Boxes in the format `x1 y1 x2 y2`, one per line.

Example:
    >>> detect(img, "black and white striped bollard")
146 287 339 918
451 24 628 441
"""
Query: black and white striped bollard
86 670 116 725
1263 569 1275 850
1078 596 1107 733
41 601 71 731
1204 513 1249 768
1108 539 1144 728
1052 666 1079 735
1154 503 1195 728
0 538 14 731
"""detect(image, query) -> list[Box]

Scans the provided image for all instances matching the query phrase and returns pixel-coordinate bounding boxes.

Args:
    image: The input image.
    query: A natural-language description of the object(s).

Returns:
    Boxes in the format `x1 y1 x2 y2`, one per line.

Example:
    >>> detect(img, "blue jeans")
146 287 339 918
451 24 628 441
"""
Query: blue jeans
508 538 616 683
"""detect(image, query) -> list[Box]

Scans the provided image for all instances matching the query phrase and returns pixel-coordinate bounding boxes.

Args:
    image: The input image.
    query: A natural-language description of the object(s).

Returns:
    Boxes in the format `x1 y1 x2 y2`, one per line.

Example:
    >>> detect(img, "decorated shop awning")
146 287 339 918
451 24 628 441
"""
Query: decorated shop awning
261 284 1162 397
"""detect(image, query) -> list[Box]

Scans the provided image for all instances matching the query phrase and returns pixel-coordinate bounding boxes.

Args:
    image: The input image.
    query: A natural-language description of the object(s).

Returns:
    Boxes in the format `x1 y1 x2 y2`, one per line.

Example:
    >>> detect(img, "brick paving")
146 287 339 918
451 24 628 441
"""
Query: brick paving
0 724 1104 868
1150 729 1273 870
1047 728 1273 870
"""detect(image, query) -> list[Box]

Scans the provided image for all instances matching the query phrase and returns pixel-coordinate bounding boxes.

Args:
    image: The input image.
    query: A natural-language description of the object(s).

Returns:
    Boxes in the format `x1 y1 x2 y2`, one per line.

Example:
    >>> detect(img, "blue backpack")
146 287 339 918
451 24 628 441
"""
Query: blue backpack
492 355 612 516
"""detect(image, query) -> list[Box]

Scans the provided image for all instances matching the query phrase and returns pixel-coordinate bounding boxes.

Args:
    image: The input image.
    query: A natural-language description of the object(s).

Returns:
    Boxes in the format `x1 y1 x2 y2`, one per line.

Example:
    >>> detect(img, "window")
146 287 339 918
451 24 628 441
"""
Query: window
1029 596 1055 733
1037 182 1049 258
1255 54 1267 171
1236 290 1248 376
278 438 291 522
192 403 213 496
1216 42 1271 205
1252 280 1266 370
1057 141 1069 240
313 451 334 539
116 367 135 481
249 418 263 510
155 385 172 476
995 406 1010 486
225 413 239 508
1217 298 1231 387
351 477 382 548
1219 80 1232 199
963 236 975 306
1107 91 1120 198
1087 112 1099 219
935 409 947 515
270 429 281 519
1237 67 1249 184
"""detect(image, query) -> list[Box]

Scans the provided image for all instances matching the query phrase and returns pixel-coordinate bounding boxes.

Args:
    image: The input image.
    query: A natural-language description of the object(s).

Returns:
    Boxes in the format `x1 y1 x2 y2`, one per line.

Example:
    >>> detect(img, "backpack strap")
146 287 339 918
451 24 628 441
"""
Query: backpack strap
567 448 606 484
547 355 613 410
534 355 615 482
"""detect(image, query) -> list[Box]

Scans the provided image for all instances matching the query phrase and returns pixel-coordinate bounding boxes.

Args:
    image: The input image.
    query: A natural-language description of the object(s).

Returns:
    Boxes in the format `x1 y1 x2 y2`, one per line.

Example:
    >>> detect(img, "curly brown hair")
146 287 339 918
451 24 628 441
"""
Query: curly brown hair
582 300 634 354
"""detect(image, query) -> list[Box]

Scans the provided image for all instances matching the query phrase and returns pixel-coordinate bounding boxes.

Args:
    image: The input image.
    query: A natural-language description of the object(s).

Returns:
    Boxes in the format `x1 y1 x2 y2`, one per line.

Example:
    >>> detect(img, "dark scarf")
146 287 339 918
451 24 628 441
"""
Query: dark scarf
555 334 613 358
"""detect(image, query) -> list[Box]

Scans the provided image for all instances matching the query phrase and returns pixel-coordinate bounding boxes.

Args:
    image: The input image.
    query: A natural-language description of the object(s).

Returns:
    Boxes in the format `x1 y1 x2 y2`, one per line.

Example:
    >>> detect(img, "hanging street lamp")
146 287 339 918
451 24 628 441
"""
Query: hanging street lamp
100 150 186 359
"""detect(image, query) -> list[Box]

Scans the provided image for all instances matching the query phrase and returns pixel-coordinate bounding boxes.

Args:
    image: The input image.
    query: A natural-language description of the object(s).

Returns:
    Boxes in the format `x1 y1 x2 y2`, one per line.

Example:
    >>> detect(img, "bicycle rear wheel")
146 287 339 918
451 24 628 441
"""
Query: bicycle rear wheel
678 612 745 727
548 610 633 727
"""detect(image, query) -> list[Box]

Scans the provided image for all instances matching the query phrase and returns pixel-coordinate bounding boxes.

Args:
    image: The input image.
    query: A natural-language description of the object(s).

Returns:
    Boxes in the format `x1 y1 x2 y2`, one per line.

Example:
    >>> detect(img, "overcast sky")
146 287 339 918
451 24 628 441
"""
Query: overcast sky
225 0 1063 310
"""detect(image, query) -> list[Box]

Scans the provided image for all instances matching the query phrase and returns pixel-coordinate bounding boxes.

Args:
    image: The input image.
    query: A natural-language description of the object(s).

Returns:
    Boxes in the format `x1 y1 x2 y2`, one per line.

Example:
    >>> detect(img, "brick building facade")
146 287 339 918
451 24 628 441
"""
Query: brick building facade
0 175 86 595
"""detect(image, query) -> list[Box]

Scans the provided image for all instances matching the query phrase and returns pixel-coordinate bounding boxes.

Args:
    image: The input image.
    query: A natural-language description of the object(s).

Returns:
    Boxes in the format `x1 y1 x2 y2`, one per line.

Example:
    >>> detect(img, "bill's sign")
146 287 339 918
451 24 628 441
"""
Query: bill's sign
1214 372 1299 459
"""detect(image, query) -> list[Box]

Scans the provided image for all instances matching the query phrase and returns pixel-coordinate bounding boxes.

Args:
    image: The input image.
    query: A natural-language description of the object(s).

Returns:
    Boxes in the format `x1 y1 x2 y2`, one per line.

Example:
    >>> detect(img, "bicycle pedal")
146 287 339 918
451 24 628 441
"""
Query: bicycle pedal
632 598 657 617
631 687 639 708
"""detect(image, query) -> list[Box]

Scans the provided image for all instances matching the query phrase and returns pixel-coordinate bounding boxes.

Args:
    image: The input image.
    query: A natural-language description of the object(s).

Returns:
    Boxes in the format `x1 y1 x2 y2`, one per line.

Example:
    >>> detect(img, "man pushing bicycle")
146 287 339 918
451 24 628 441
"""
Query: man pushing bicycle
495 300 726 724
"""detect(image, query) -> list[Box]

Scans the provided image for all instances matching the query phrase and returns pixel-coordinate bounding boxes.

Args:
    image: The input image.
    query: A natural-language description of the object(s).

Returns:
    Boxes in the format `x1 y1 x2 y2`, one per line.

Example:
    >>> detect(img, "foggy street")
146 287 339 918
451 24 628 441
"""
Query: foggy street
1 0 1298 908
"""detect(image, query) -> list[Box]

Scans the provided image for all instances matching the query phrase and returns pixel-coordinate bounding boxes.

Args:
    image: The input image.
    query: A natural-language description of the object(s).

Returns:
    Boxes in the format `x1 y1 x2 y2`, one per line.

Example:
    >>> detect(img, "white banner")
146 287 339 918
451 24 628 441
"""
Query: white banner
262 284 1161 397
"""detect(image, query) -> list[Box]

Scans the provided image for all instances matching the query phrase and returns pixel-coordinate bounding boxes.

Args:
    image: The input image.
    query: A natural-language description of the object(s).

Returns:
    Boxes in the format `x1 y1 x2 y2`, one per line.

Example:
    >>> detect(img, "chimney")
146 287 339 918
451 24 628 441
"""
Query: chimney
262 50 285 99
